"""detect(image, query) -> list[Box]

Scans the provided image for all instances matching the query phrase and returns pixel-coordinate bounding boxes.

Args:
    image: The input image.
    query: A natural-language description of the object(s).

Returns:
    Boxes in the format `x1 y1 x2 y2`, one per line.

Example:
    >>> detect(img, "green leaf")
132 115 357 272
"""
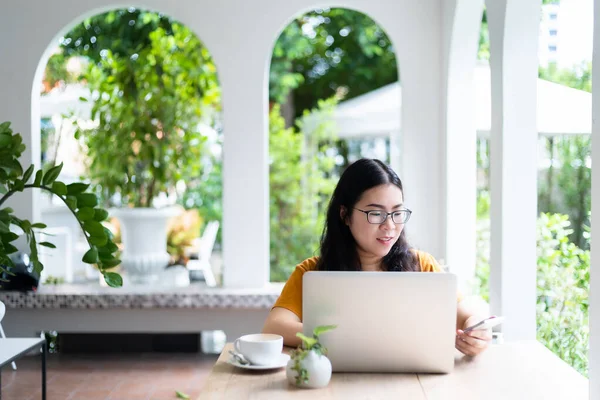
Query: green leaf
82 247 99 264
103 272 123 288
42 163 63 186
32 260 43 274
175 391 190 400
39 242 56 249
76 193 98 208
66 183 90 195
0 220 9 233
22 164 34 183
93 208 109 221
77 207 95 221
2 232 19 242
84 220 106 238
51 181 67 196
33 170 43 186
100 258 121 268
20 220 31 233
103 241 119 253
0 121 10 134
295 333 317 348
4 243 18 254
313 325 337 337
29 233 38 258
65 196 77 210
88 235 108 247
12 179 24 192
31 223 47 229
0 133 11 147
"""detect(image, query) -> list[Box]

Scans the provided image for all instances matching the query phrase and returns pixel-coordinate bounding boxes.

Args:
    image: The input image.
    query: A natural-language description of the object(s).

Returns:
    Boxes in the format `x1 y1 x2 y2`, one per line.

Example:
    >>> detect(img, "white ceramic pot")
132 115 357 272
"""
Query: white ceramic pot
111 206 181 284
286 350 332 389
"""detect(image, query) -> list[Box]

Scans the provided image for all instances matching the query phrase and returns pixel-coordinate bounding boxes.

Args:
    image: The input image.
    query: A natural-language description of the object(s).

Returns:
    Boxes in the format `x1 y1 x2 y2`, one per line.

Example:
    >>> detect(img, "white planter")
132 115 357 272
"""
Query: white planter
111 207 181 284
286 350 332 389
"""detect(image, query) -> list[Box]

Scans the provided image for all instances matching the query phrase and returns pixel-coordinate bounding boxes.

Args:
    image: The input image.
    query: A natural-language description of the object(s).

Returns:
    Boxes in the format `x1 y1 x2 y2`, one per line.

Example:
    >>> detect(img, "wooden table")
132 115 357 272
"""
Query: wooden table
198 341 588 399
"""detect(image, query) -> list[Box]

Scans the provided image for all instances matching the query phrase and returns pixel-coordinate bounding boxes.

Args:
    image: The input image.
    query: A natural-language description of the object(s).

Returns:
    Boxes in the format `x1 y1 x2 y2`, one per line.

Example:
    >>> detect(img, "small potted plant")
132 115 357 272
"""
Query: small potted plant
286 325 336 389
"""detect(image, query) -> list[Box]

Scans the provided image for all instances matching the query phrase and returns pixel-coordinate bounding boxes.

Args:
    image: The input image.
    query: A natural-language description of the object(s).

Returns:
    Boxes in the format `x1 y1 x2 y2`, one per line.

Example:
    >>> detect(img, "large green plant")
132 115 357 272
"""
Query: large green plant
473 206 590 376
536 213 589 375
269 99 339 282
68 10 220 207
0 122 122 287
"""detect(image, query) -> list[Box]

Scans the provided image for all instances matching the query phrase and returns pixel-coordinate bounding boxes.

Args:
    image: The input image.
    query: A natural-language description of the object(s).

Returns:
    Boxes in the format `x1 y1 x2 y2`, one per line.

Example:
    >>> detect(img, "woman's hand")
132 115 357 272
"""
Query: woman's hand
455 315 492 357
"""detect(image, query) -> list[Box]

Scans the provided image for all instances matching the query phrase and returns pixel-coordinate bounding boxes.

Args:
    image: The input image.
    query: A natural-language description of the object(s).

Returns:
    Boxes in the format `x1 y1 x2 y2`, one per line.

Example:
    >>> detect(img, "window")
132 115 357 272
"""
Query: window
548 45 557 52
549 29 557 36
549 13 557 20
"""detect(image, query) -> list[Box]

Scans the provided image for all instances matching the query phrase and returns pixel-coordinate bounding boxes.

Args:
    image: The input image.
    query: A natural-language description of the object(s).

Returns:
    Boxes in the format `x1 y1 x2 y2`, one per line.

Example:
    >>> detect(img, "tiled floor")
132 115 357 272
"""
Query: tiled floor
1 352 218 400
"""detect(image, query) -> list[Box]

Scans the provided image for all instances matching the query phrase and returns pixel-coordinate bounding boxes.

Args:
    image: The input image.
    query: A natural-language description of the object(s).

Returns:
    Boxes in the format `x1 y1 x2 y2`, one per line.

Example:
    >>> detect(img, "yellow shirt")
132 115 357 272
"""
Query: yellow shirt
272 250 461 321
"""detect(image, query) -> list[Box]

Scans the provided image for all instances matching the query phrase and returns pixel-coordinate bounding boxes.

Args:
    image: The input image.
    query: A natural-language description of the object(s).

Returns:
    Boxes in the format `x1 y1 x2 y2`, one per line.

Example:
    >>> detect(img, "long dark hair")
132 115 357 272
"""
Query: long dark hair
317 158 419 272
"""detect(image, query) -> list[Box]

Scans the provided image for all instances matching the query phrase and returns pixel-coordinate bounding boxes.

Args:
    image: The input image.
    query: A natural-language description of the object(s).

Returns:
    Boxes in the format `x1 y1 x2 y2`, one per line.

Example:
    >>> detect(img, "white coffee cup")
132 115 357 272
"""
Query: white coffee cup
233 333 283 366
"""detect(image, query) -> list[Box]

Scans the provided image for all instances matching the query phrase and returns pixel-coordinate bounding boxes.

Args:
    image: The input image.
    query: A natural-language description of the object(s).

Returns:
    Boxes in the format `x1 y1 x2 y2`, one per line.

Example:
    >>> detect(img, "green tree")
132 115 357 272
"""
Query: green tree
269 99 339 281
62 9 221 207
270 8 398 119
537 62 591 249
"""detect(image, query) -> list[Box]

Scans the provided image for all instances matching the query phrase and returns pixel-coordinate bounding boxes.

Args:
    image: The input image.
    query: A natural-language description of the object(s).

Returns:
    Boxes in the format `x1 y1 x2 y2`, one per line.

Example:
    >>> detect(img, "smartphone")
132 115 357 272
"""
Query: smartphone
462 316 505 333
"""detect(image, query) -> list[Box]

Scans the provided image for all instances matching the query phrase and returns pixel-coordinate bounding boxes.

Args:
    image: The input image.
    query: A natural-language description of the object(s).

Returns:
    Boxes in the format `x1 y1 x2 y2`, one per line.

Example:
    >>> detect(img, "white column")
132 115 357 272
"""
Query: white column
589 0 600 395
442 0 483 293
485 0 540 340
219 63 270 289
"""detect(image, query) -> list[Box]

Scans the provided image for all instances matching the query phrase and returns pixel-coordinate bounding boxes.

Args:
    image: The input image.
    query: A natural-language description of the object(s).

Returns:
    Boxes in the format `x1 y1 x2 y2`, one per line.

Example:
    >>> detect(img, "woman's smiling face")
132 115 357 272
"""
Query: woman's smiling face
345 183 405 269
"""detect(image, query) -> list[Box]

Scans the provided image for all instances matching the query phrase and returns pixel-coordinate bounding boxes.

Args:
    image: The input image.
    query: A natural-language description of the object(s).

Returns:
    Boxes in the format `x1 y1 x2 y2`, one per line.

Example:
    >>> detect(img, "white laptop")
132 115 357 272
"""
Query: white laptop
303 271 457 373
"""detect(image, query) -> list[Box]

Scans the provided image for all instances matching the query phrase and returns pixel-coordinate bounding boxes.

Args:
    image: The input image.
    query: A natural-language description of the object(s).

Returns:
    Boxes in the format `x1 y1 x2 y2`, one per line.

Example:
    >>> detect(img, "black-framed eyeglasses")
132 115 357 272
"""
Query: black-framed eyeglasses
354 208 412 224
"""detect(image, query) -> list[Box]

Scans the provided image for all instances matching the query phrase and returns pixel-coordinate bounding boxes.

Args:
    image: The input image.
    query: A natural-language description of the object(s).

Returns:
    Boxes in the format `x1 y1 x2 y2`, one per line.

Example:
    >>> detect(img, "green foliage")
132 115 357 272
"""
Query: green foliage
271 7 398 117
539 62 592 93
290 325 337 385
175 391 190 400
180 155 222 245
269 99 339 282
536 213 589 375
43 52 77 90
478 9 489 61
538 136 591 249
0 122 122 287
65 9 220 207
537 63 591 249
473 204 590 376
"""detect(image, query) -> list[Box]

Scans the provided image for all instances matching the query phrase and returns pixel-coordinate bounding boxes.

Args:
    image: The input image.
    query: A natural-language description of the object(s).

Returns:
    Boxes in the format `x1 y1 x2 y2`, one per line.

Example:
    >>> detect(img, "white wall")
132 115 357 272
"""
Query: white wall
0 0 445 287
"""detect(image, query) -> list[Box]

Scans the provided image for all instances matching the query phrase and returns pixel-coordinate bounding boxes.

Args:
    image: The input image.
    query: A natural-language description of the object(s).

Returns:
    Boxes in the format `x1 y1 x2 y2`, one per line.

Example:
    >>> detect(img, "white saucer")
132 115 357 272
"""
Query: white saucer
227 353 290 370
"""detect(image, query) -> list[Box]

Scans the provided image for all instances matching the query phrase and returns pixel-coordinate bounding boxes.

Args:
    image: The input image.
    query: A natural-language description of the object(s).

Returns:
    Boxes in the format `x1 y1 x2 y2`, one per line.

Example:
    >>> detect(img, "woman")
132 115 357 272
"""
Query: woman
263 158 491 357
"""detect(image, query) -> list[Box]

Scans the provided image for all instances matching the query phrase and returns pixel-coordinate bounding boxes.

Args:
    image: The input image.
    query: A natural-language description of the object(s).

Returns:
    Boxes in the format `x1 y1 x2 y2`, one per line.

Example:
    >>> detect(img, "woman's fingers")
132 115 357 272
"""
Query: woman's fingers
456 331 491 356
464 331 492 344
466 329 493 342
455 336 478 356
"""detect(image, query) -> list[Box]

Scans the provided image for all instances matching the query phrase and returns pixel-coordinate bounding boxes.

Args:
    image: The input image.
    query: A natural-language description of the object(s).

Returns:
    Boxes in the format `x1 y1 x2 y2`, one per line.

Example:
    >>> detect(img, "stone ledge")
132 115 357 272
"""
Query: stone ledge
0 282 285 310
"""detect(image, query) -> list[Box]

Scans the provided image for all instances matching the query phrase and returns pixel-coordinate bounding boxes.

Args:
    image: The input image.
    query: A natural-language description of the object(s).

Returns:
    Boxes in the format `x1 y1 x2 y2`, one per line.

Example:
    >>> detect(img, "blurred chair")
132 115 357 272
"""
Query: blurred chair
188 221 220 287
0 301 17 370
